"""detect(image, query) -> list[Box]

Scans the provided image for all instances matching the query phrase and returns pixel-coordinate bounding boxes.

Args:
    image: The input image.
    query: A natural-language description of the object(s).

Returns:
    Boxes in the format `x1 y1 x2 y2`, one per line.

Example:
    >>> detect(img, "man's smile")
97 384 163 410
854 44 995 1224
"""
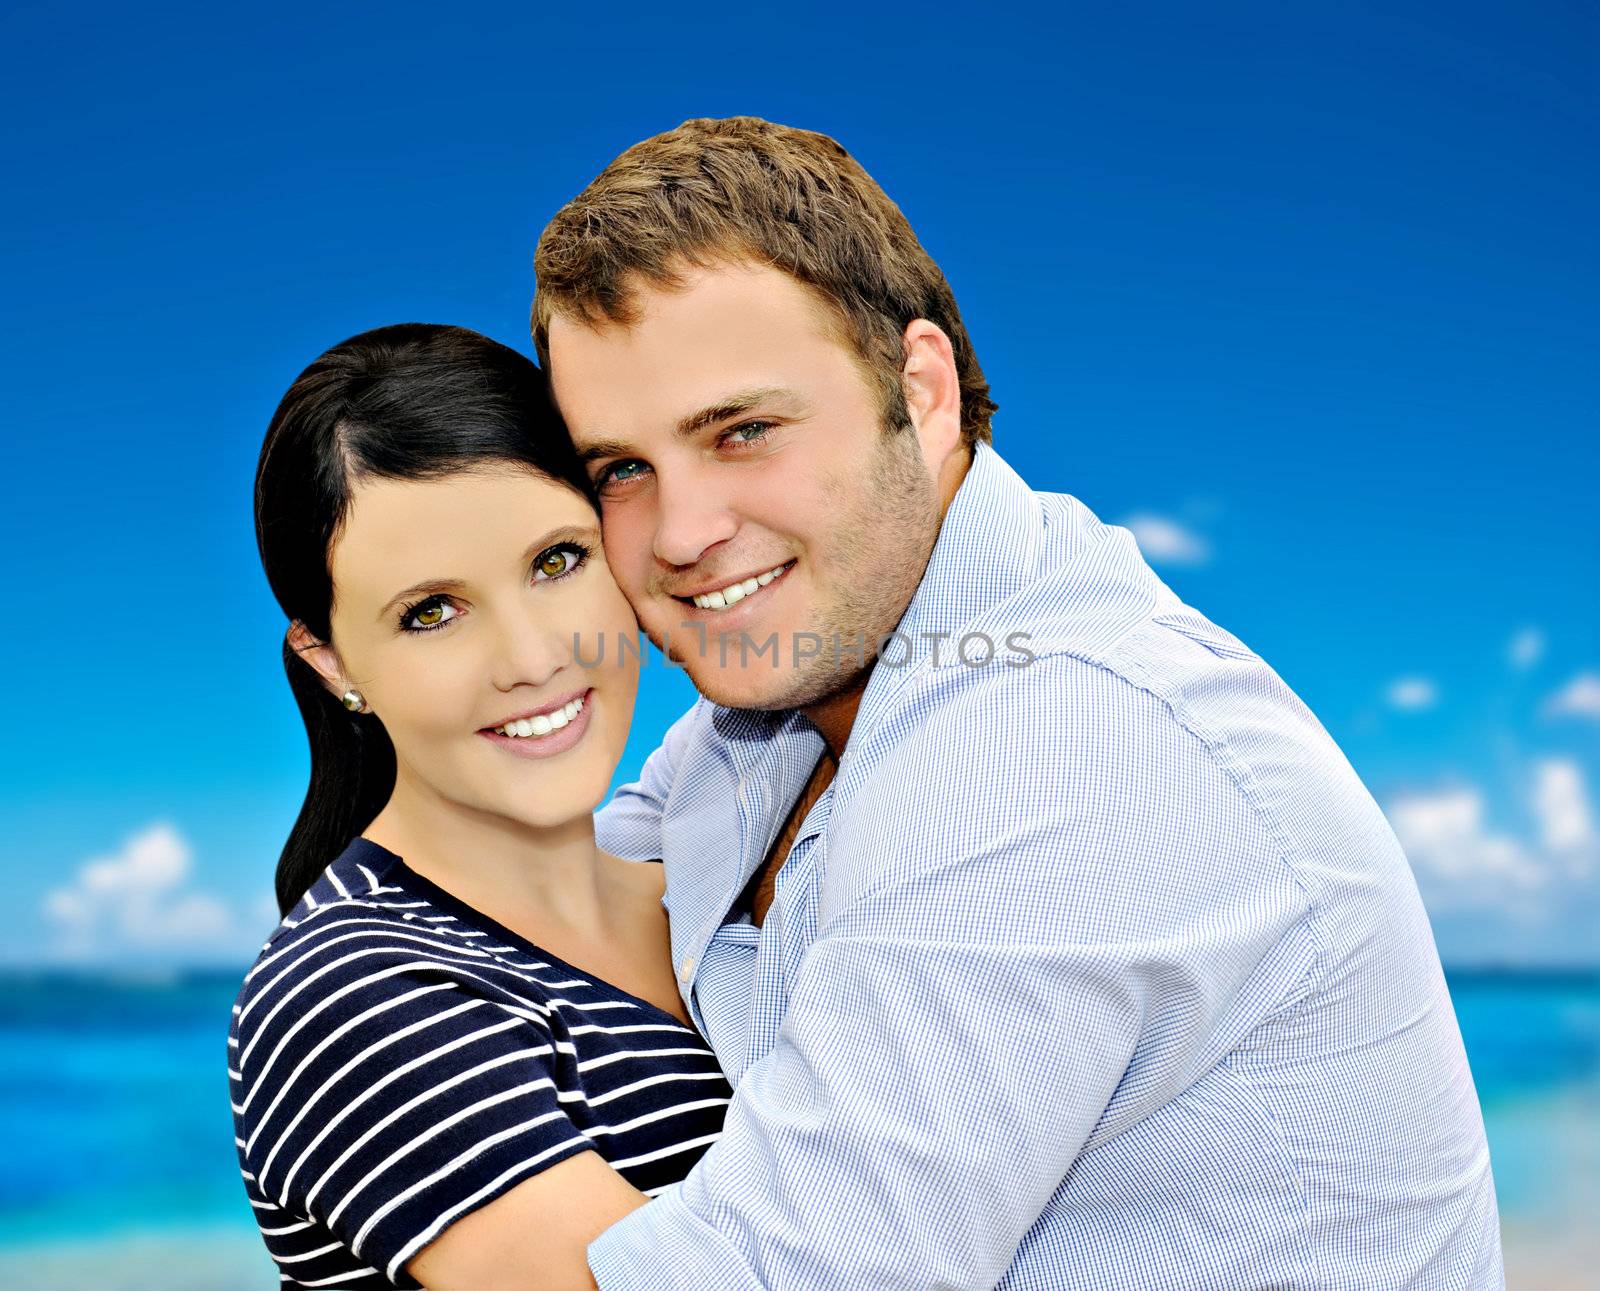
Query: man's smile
671 559 797 612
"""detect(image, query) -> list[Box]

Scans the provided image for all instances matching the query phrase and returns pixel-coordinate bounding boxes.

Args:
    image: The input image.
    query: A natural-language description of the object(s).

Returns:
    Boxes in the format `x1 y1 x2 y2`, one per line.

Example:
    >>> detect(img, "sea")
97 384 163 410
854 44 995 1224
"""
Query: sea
0 968 1594 1290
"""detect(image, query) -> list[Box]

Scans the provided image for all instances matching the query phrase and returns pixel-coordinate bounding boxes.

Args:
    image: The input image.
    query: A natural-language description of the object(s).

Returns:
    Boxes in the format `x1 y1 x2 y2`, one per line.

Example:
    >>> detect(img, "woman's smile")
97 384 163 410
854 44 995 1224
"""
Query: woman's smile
477 686 596 759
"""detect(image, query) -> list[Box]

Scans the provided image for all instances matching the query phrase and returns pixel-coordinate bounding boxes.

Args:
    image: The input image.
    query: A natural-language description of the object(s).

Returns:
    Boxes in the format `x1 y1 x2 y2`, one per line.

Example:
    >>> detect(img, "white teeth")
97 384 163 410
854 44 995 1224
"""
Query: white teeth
693 563 790 610
493 694 586 739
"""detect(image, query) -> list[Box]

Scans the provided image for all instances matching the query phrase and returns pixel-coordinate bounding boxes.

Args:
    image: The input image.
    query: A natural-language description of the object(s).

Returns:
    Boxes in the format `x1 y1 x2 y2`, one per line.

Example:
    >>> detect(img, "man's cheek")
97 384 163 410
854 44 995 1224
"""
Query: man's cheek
599 515 651 592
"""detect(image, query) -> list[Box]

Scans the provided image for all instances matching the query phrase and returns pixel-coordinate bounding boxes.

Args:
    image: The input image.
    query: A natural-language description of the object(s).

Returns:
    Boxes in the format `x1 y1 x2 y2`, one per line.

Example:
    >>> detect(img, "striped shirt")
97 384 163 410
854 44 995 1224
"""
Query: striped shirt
589 441 1504 1289
229 837 731 1289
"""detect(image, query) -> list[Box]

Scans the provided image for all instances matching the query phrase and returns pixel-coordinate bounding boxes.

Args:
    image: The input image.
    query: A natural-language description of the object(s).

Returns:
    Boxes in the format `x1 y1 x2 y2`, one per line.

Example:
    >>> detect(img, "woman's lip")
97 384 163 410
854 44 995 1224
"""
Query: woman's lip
481 686 592 731
477 690 595 759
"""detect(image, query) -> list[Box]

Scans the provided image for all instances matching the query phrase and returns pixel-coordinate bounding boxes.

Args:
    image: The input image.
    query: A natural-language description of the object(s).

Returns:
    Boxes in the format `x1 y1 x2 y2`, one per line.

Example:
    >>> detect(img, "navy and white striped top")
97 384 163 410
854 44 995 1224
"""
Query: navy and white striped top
229 837 731 1289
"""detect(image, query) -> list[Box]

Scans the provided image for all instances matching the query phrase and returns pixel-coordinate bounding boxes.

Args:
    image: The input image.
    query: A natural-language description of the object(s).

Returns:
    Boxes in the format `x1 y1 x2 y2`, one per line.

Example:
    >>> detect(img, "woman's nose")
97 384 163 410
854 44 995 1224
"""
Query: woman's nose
487 606 571 694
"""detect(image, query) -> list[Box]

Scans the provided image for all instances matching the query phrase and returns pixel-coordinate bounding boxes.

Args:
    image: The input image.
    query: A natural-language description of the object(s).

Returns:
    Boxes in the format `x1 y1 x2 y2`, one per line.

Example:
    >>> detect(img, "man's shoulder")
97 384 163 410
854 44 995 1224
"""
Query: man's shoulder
852 645 1214 796
819 641 1300 939
849 591 1339 889
870 584 1276 753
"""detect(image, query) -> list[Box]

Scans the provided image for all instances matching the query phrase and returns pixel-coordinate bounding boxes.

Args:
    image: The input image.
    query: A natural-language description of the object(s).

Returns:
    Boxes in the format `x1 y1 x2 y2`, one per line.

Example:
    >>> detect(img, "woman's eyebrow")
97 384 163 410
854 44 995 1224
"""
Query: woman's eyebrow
378 576 468 621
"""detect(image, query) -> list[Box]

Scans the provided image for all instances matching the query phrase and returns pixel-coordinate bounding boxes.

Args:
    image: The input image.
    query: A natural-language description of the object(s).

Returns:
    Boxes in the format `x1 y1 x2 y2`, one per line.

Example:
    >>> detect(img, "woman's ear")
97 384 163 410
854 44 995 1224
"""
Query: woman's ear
286 621 348 700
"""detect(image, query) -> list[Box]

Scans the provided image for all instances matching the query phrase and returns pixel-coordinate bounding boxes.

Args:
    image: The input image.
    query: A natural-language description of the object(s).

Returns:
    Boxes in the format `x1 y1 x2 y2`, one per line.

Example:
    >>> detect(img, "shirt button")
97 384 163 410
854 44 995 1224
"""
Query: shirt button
679 955 697 981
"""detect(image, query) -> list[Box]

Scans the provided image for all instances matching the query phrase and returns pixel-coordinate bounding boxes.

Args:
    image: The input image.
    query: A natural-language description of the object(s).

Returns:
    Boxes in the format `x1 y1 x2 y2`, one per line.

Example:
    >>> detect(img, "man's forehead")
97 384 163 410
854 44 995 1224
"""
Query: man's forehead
548 276 845 447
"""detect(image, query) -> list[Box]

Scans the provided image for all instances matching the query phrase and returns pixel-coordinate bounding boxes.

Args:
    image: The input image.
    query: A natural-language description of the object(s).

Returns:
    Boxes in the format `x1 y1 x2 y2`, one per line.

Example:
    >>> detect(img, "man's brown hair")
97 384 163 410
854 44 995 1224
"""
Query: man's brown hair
533 116 997 446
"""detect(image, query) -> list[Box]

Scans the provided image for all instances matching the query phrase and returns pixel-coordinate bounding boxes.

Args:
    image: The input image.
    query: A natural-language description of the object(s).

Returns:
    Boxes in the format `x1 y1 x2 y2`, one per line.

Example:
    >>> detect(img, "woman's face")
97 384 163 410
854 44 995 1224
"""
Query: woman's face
320 464 640 829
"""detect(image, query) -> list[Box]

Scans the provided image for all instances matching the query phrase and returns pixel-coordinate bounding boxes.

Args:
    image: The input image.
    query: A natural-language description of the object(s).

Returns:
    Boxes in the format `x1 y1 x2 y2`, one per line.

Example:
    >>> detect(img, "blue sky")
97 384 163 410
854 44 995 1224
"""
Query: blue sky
3 1 1594 968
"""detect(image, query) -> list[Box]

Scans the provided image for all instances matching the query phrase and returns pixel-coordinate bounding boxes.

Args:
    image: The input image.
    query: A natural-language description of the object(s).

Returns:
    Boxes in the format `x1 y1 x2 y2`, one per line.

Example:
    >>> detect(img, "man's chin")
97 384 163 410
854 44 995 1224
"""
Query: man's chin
678 663 791 712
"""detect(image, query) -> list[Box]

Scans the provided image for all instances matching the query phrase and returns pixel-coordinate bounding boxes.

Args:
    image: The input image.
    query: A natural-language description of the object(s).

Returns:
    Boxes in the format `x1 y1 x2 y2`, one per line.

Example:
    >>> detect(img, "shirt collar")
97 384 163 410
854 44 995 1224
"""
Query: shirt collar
893 441 1042 646
850 441 1047 744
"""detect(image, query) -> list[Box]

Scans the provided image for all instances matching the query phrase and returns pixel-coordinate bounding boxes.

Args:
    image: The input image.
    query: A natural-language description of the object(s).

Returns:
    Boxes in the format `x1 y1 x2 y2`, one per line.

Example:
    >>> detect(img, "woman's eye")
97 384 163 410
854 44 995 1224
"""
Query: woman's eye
402 597 458 632
533 542 590 582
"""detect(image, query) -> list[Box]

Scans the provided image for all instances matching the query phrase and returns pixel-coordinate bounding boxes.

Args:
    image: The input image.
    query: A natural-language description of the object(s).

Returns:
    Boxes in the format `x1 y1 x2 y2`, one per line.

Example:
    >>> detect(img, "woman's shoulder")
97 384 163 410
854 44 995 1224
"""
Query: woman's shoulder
243 840 411 964
230 838 492 1046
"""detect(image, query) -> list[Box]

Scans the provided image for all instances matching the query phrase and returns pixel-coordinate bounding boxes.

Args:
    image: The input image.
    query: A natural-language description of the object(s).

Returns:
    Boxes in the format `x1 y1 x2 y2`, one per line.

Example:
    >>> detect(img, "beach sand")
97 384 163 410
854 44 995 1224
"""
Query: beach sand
0 1226 276 1291
1500 1219 1600 1290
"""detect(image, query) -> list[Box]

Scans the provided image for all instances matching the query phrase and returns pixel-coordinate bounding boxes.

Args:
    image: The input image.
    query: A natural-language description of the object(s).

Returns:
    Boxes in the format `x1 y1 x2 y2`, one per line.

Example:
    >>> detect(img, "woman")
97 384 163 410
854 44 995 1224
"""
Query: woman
231 324 731 1290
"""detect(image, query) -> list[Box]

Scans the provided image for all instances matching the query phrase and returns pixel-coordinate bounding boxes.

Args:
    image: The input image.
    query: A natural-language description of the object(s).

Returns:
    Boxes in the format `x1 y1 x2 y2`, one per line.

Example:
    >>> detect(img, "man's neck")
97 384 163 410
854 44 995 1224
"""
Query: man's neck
801 676 869 759
798 443 975 758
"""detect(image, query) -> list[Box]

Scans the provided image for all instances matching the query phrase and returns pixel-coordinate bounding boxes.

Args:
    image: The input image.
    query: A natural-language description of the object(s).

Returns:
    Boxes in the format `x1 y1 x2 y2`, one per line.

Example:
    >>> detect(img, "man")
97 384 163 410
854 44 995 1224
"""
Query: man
534 117 1503 1289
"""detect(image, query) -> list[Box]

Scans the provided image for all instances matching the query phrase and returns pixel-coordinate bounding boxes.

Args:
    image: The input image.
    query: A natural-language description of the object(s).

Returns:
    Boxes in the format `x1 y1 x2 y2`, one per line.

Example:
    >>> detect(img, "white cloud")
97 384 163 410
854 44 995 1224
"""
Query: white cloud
1386 677 1438 712
1388 760 1600 960
1389 786 1544 891
1533 758 1596 865
1120 513 1209 567
1508 627 1545 670
1544 672 1600 721
43 823 243 961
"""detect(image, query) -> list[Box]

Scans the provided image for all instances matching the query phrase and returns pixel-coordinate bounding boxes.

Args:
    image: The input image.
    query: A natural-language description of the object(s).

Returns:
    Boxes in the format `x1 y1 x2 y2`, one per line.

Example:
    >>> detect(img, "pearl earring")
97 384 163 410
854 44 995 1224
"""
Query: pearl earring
341 688 368 713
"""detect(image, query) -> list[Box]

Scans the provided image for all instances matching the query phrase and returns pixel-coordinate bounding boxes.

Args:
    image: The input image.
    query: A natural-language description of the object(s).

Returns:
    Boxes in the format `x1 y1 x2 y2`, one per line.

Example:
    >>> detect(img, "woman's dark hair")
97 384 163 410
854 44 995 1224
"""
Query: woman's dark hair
254 323 592 915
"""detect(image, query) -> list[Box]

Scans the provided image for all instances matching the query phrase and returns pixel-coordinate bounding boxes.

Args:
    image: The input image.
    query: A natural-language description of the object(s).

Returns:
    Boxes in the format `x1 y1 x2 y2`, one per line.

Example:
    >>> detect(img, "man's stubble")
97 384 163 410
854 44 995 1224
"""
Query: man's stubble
673 424 943 715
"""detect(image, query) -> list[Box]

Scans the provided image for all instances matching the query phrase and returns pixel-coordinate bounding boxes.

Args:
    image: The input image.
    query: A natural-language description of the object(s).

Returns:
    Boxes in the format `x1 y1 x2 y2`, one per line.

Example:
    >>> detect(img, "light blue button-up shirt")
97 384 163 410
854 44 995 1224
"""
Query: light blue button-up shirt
591 442 1503 1289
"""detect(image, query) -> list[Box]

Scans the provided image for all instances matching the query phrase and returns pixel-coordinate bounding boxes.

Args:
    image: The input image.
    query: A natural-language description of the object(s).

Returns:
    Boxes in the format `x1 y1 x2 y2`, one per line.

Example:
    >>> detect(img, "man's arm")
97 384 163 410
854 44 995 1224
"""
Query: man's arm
588 657 1318 1289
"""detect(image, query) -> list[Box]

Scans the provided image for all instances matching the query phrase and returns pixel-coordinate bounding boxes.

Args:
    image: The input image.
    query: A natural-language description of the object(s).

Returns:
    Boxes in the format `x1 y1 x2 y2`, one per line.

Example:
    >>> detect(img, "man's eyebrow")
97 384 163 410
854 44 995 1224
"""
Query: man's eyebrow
574 438 632 466
675 386 801 437
573 387 806 466
376 522 601 621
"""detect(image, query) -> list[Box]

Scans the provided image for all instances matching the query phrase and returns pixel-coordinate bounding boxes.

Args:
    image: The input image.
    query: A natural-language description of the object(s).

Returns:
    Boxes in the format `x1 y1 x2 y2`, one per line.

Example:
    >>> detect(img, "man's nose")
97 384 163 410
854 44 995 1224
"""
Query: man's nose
652 463 738 569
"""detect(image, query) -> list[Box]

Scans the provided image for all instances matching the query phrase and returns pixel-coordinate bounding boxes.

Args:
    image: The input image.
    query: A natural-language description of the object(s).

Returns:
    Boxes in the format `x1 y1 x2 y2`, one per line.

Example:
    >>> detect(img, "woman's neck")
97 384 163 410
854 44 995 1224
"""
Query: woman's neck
361 772 612 943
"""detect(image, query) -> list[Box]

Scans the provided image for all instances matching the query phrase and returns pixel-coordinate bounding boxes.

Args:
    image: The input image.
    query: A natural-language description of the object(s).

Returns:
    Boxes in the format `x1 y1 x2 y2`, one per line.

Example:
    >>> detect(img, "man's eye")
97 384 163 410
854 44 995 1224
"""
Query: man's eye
725 421 772 446
599 460 650 487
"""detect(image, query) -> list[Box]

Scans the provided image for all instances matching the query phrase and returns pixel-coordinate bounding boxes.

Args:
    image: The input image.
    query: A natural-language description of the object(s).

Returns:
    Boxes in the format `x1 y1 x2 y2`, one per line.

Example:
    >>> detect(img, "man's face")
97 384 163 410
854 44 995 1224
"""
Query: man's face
548 261 948 712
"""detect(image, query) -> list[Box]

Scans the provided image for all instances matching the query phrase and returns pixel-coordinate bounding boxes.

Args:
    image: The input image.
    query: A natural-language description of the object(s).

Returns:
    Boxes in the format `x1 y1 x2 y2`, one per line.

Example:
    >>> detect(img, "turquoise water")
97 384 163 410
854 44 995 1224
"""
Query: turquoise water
0 969 1594 1288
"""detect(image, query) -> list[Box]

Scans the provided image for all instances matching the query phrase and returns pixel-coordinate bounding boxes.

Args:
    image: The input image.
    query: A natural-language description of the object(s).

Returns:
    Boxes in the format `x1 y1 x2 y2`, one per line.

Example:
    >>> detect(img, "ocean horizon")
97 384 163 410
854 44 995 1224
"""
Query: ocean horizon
2 965 1594 1289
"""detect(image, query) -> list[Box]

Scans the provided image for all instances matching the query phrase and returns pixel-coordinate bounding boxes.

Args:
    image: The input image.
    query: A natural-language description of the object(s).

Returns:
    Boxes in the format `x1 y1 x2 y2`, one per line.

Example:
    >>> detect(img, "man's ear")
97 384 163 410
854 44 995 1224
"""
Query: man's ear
900 319 963 474
286 620 347 700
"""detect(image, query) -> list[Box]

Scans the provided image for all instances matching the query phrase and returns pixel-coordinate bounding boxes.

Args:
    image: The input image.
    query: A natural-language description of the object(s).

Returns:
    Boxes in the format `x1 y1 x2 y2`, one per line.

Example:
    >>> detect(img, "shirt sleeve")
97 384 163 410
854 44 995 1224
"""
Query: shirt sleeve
595 697 708 868
235 936 592 1288
588 654 1319 1290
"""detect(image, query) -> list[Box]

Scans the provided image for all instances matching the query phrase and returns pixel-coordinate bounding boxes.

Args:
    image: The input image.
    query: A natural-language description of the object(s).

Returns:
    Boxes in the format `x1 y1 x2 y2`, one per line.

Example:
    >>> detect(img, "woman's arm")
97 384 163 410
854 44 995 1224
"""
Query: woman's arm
409 1149 648 1291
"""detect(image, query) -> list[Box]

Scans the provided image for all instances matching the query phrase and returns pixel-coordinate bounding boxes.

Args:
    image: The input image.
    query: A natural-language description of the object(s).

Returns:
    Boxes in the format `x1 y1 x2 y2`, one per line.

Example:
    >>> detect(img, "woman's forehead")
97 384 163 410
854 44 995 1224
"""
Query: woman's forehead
330 467 594 591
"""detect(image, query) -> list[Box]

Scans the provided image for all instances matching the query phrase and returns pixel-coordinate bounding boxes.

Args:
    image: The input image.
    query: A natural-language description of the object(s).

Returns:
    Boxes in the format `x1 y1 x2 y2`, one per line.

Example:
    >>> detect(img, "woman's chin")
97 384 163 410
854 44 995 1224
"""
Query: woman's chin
476 753 615 828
